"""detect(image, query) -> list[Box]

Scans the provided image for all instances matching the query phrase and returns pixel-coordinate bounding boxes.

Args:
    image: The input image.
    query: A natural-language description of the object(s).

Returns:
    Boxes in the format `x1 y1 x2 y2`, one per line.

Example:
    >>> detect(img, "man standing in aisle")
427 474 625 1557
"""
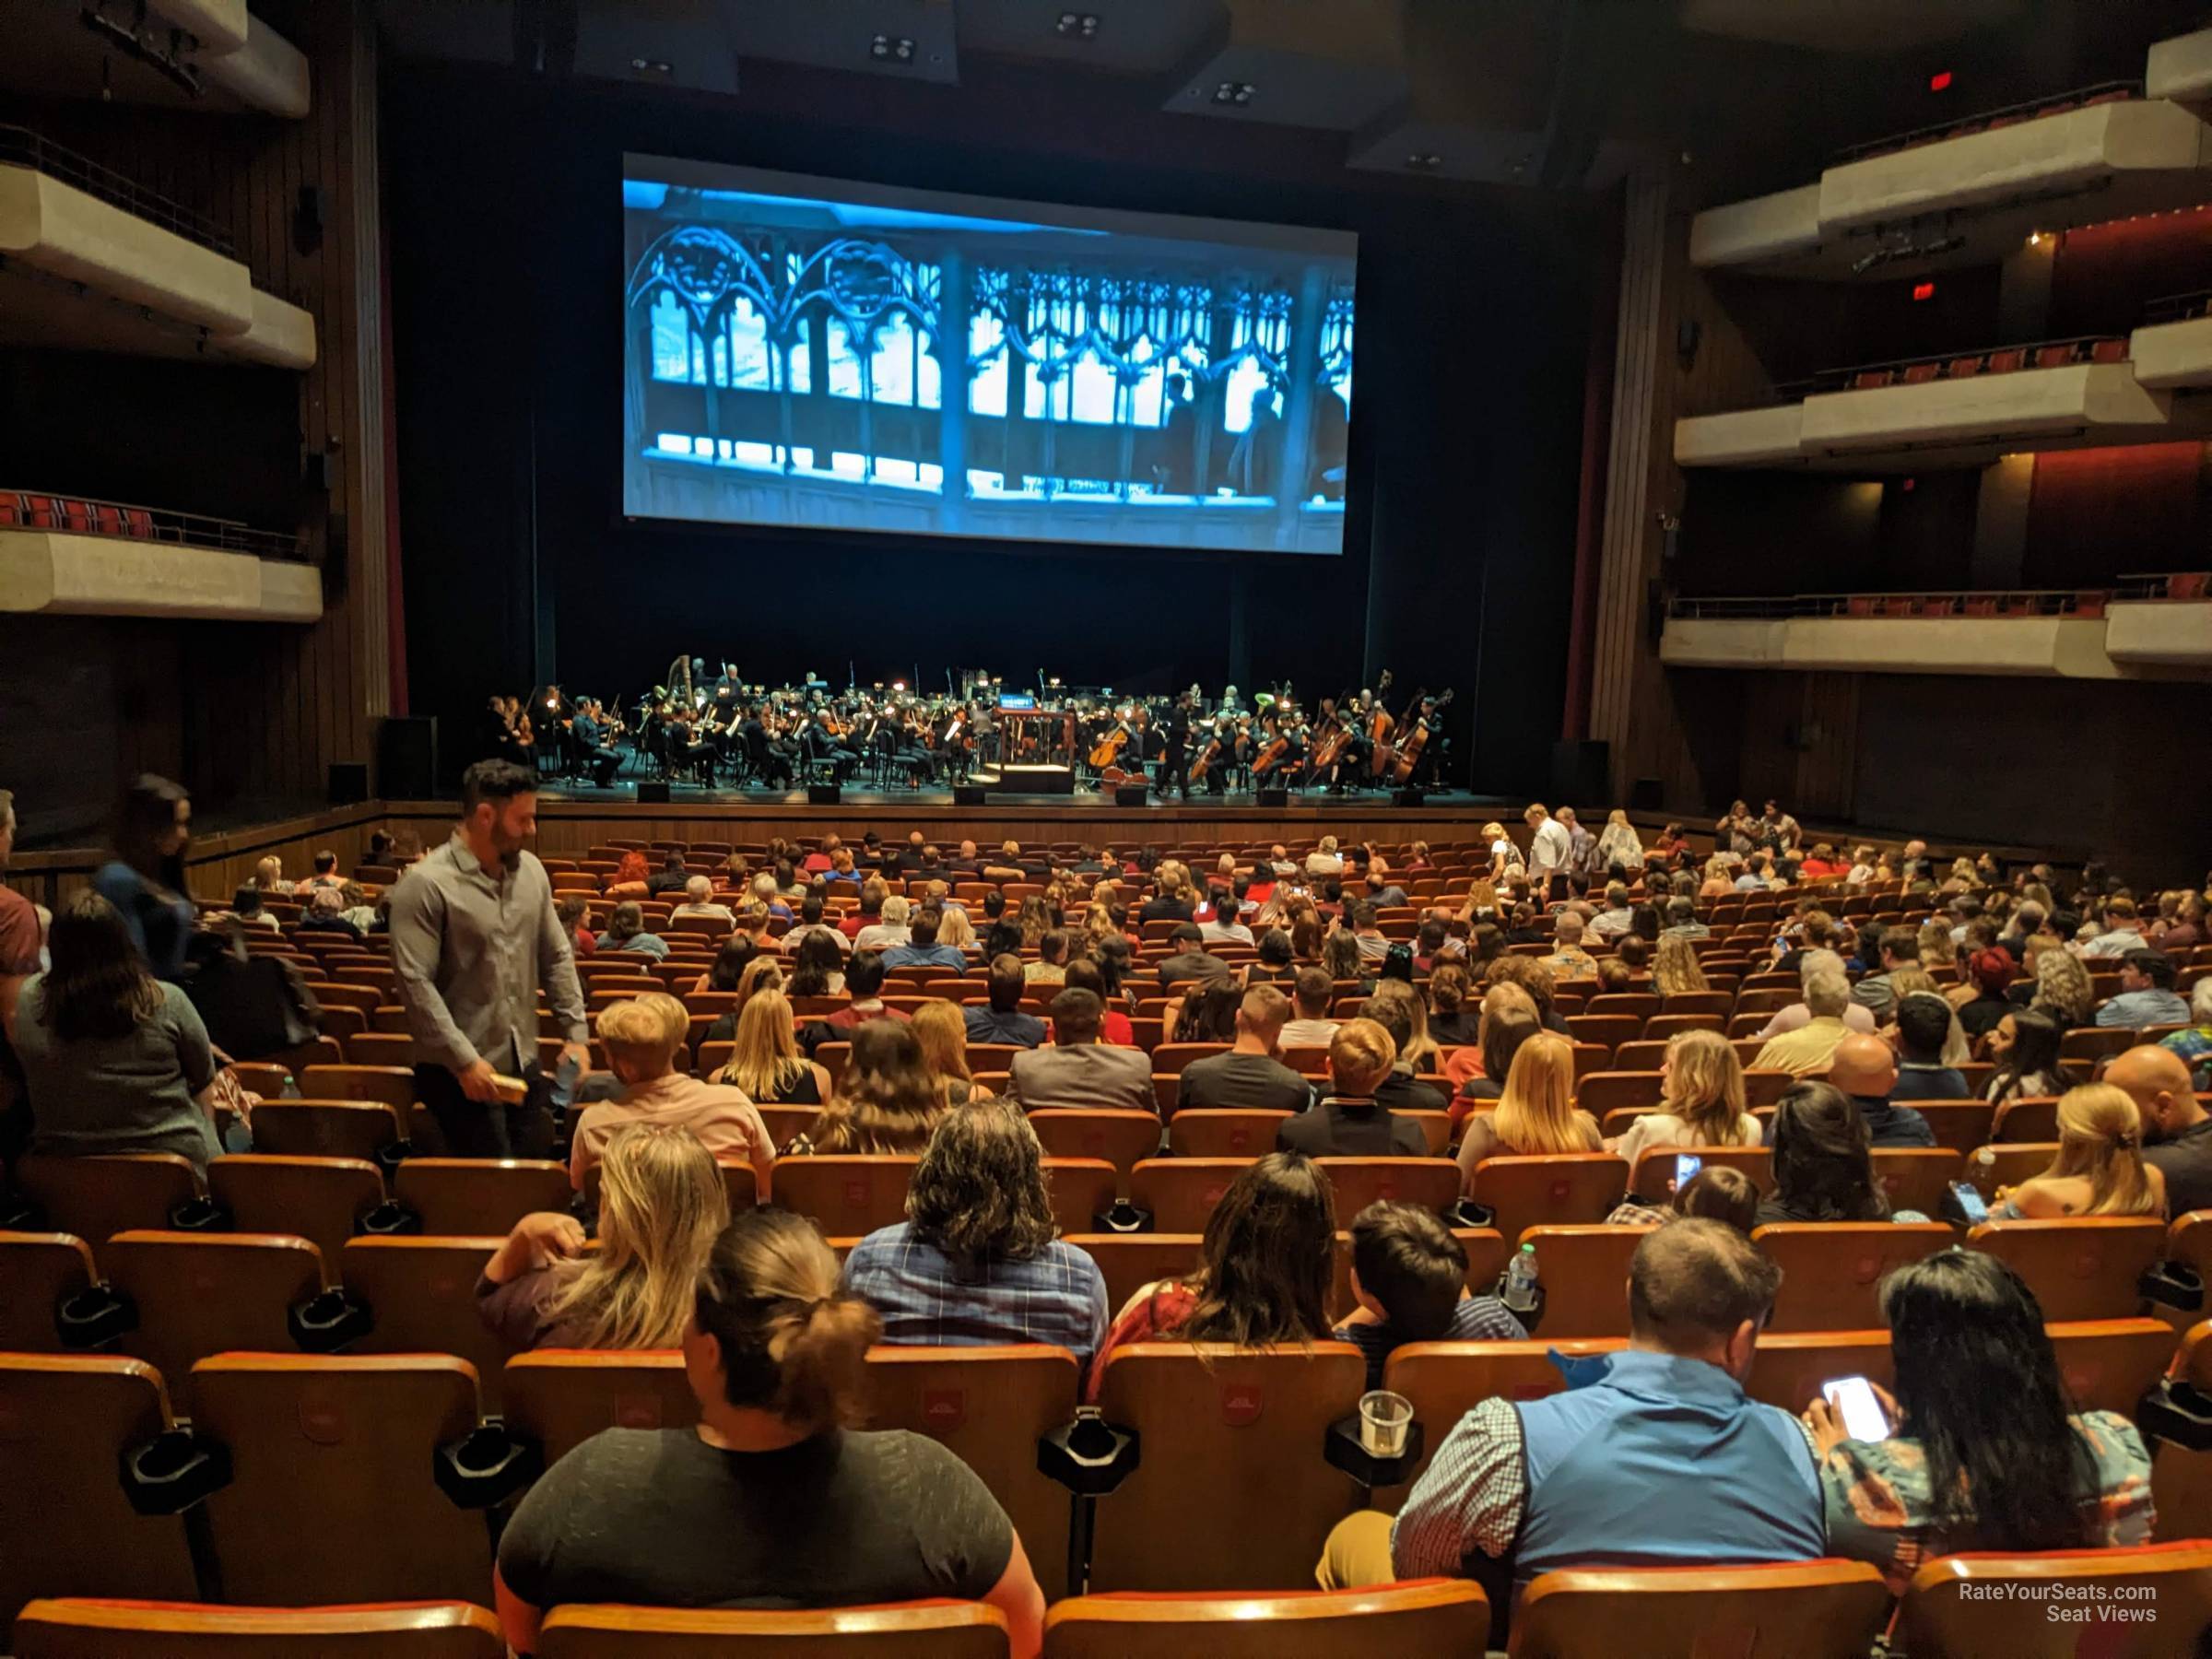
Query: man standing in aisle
391 759 589 1158
1524 803 1573 905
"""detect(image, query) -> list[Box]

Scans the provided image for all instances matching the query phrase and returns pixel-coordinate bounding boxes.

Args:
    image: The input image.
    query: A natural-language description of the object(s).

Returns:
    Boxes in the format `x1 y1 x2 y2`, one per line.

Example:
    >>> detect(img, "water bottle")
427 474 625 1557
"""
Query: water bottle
1503 1242 1539 1313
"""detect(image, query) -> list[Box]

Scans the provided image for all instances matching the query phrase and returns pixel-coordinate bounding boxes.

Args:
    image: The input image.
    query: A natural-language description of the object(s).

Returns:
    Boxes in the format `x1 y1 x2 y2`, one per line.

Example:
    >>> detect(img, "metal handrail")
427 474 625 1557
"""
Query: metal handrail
0 124 233 257
2143 288 2212 327
1669 590 2107 620
1835 80 2142 164
1771 335 2124 401
3 488 306 562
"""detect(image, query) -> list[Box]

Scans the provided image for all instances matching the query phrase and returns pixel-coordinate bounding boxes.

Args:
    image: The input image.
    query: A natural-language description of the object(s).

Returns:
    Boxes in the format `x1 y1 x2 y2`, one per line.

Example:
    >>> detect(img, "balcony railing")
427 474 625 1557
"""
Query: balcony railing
1771 335 2128 403
1669 590 2112 621
0 124 233 257
1834 80 2142 165
1 489 306 563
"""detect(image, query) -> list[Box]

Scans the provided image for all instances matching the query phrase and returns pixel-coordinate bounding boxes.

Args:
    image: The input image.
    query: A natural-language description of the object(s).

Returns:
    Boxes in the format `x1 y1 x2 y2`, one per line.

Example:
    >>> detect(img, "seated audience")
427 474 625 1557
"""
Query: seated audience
1359 992 1449 1114
2111 1045 2212 1214
570 996 772 1190
2079 896 2147 959
1279 965 1342 1049
1849 928 1918 1020
1006 988 1152 1113
853 894 913 955
1992 1084 2164 1218
1606 1163 1764 1230
294 885 364 941
494 1207 1044 1657
1319 1220 1822 1602
1156 923 1231 990
1652 932 1708 997
882 908 967 972
963 954 1048 1049
1277 1018 1430 1158
598 900 670 961
1179 983 1313 1113
1787 1031 1934 1148
2162 976 2212 1088
1454 1031 1603 1192
843 1103 1109 1365
670 876 735 930
1334 1201 1524 1388
800 1020 950 1155
1087 1151 1335 1400
13 891 223 1172
481 1122 728 1350
1168 979 1241 1045
1808 1250 2151 1596
818 949 911 1031
1953 948 2016 1041
643 849 691 896
1985 1007 2067 1104
1756 1082 1913 1226
2095 949 2190 1029
1750 966 1857 1077
712 988 830 1110
1487 955 1570 1036
1542 912 1598 982
1750 950 1877 1042
911 999 985 1105
1456 999 1540 1112
1062 957 1134 1045
1886 993 1970 1102
1608 1029 1761 1170
1427 961 1480 1046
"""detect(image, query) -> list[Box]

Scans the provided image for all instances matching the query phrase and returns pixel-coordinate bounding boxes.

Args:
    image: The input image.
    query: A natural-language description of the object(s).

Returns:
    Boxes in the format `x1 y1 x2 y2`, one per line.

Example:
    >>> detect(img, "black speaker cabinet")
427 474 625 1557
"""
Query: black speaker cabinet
636 782 672 805
374 716 437 799
806 782 842 806
1394 787 1429 807
1000 764 1075 795
1255 787 1289 808
327 762 370 805
1115 784 1147 807
952 784 988 807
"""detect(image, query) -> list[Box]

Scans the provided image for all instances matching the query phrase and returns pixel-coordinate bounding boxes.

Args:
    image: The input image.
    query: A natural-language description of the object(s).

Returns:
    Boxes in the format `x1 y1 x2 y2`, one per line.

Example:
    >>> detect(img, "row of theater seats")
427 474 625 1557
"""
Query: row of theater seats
1843 80 2137 159
0 492 158 539
1839 334 2130 391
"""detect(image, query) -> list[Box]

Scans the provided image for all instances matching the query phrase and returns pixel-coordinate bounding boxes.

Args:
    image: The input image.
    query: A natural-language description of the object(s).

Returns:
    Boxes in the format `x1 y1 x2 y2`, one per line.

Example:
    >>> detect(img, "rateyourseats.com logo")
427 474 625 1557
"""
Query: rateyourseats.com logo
1956 1581 2160 1625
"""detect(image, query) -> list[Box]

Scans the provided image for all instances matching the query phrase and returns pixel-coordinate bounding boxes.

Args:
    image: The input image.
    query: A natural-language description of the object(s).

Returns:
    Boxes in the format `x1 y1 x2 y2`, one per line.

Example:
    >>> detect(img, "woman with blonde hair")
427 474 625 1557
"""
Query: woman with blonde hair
1996 1085 2165 1219
1699 855 1735 900
478 1122 730 1350
1653 933 1709 997
801 1019 948 1155
1454 1031 1602 1190
713 987 829 1108
1608 1029 1760 1169
1481 823 1522 882
1458 877 1501 926
1594 809 1644 874
1371 979 1440 1072
912 998 986 1104
1916 920 1959 974
935 903 978 951
2030 946 2095 1030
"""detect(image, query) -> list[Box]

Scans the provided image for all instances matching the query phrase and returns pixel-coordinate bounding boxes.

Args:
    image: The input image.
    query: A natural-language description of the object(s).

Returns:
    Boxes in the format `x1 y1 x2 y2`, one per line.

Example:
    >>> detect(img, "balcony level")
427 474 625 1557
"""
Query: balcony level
0 490 321 623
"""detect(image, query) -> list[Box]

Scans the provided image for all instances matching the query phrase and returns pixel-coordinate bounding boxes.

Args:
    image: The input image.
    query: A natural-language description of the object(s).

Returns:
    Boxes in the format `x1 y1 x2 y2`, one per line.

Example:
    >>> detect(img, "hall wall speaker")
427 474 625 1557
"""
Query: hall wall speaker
1255 786 1289 808
636 782 671 805
374 716 437 799
806 782 842 806
1549 739 1611 807
1115 784 1147 807
327 762 369 806
952 785 987 807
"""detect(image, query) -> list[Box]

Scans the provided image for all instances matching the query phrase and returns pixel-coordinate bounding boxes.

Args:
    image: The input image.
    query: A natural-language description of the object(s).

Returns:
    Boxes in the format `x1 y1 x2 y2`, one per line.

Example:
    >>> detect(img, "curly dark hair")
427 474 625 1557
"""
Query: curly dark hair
905 1102 1059 1263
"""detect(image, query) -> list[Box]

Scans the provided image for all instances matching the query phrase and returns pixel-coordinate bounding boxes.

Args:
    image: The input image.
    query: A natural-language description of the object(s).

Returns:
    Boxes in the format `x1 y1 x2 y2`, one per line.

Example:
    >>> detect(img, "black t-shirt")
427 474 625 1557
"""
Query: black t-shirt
1177 1052 1314 1114
1138 896 1194 924
2147 1119 2212 1218
1276 1098 1428 1158
498 1427 1013 1612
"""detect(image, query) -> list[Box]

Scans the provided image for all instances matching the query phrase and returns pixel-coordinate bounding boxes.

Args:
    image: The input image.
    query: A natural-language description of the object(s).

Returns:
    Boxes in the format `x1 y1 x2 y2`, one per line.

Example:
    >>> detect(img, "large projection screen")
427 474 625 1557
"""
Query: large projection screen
622 155 1358 555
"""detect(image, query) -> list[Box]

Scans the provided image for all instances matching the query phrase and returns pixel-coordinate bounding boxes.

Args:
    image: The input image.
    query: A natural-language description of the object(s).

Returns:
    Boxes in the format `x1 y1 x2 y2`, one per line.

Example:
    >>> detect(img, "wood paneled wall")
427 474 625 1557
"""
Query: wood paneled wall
1 0 389 838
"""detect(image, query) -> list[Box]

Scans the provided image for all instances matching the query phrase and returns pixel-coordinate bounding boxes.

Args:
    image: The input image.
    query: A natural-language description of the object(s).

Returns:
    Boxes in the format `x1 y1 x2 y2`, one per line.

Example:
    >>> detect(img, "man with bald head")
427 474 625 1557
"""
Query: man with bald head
2110 1046 2212 1214
1767 1030 1934 1149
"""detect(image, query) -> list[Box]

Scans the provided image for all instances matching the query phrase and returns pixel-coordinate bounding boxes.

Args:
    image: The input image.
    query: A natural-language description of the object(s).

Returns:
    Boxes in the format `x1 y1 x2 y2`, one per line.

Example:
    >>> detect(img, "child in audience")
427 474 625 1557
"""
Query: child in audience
1333 1202 1524 1388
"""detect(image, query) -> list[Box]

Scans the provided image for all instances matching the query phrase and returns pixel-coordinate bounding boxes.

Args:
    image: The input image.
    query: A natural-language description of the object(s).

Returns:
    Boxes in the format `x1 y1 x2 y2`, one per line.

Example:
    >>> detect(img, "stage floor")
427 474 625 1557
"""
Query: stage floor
535 781 1510 811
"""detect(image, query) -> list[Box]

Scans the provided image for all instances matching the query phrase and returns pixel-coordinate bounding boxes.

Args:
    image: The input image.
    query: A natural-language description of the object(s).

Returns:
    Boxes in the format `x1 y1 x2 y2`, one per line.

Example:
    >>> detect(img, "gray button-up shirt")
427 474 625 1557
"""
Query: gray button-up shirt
389 831 588 1074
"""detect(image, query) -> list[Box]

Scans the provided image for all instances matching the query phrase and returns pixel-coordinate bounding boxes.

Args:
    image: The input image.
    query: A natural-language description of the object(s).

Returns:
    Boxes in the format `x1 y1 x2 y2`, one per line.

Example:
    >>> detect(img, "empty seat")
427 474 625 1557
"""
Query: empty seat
1513 1226 1650 1337
1512 1559 1889 1659
340 1236 518 1412
14 1154 200 1261
104 1232 324 1413
1042 1158 1118 1238
1062 1234 1202 1318
1969 1218 2167 1323
1041 1581 1489 1658
1871 1147 1962 1217
1027 1110 1160 1190
249 1100 406 1162
1167 1112 1289 1159
1755 1223 1954 1332
769 1155 920 1237
1467 1154 1630 1243
1899 1540 2212 1657
2047 1318 2176 1417
535 1601 1010 1656
0 1233 97 1352
298 1064 417 1113
392 1159 571 1235
194 1354 495 1605
503 1349 699 1465
0 1356 200 1630
1575 1072 1665 1119
12 1598 506 1658
1089 1343 1366 1590
1993 1096 2061 1142
863 1345 1079 1598
1912 1100 1996 1155
206 1156 385 1279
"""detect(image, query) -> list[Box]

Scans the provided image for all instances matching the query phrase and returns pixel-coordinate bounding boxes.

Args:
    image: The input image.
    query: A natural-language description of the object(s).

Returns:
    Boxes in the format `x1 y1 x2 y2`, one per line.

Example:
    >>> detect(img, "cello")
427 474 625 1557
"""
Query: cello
1088 714 1131 771
1187 724 1224 787
1391 688 1453 784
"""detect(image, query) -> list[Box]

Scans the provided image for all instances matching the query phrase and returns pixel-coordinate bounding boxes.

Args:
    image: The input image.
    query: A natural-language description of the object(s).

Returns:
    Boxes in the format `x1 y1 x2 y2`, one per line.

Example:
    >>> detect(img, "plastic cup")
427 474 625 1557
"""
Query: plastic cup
1359 1389 1413 1458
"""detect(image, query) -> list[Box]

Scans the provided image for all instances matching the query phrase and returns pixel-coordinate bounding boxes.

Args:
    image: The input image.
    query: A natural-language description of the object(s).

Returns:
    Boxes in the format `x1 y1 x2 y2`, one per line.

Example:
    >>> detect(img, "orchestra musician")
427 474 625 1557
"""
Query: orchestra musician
571 698 621 788
1155 691 1193 798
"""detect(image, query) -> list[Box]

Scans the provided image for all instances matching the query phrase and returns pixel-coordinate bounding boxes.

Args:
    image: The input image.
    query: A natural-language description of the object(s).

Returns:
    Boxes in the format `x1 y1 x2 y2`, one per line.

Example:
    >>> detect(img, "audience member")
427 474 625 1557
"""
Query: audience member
964 955 1047 1048
570 995 772 1189
818 949 911 1031
1887 993 1970 1102
1279 965 1342 1049
1608 1030 1760 1169
1984 1007 2066 1104
1156 923 1231 991
1455 1031 1601 1192
1277 1018 1429 1157
1426 961 1479 1045
1994 1084 2165 1218
1756 1082 1900 1225
1178 984 1312 1113
1456 998 1539 1110
494 1206 1044 1656
1087 1152 1335 1400
1651 932 1707 997
801 1020 949 1155
883 908 967 972
92 774 196 981
1061 957 1134 1044
482 1122 728 1349
1006 988 1152 1112
598 900 670 961
1606 1164 1764 1230
911 999 984 1105
1953 948 2016 1041
1849 928 1918 1020
2163 977 2212 1088
712 988 830 1110
2108 1045 2212 1214
1357 991 1449 1115
1335 1201 1525 1387
1750 967 1857 1077
2079 897 2147 959
670 876 735 929
2096 950 2190 1030
853 894 913 955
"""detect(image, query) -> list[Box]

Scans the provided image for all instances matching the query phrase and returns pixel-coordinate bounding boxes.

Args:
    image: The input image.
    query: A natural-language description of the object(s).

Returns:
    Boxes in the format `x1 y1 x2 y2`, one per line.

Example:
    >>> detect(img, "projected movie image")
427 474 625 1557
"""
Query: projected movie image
623 157 1357 554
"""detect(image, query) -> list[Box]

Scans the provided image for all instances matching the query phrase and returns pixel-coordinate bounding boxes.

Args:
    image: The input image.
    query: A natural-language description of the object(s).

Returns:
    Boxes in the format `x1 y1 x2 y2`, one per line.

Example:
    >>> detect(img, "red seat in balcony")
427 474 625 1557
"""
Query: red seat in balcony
2075 592 2108 618
1847 595 1876 618
24 495 61 529
1901 362 1940 383
1924 597 1956 618
92 504 125 537
2090 338 2127 364
123 508 154 538
2170 572 2209 600
2033 344 2077 369
2082 88 2133 106
1946 357 1983 378
1852 371 1894 390
1964 595 1998 616
0 494 20 527
1986 348 2027 373
60 500 93 534
1881 597 1914 618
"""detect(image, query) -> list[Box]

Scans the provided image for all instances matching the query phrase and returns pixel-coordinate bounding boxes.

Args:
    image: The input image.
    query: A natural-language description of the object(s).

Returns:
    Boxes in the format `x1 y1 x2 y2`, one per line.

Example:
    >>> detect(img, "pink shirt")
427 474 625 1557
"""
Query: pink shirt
569 1072 773 1191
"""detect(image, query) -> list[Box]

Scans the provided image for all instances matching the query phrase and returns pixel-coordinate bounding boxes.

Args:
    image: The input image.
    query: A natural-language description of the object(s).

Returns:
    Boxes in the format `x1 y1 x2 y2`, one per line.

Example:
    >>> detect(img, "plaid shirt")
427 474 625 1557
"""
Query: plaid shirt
842 1223 1110 1368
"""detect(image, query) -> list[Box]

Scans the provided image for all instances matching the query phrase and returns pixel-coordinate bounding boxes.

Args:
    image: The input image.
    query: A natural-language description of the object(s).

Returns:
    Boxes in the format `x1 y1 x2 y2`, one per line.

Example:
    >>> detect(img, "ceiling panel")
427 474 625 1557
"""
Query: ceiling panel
956 0 1223 75
718 0 961 85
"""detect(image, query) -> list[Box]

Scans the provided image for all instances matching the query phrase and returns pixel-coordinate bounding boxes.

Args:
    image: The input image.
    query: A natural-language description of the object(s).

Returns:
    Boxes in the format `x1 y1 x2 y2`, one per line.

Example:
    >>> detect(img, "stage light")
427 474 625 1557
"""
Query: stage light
1928 70 1952 91
893 680 907 692
1911 281 1936 301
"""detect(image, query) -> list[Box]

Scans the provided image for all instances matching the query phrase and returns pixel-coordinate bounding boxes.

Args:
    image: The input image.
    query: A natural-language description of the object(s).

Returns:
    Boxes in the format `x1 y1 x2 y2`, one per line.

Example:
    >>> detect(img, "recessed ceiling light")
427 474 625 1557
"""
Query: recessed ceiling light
1406 152 1441 170
1055 11 1100 38
629 57 673 78
1212 80 1254 106
870 33 916 63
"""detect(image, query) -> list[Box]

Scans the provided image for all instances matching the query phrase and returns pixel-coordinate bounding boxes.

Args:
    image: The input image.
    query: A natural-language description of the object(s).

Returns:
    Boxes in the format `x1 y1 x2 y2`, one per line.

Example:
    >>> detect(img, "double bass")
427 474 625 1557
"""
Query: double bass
1187 724 1224 786
1088 716 1131 771
1391 688 1453 784
1365 669 1397 779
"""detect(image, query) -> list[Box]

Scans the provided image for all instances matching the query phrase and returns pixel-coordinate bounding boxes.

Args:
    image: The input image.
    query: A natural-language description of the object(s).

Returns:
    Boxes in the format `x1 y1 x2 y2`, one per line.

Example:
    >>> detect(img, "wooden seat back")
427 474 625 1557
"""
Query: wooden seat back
1512 1226 1649 1337
767 1156 920 1237
12 1598 505 1658
340 1237 517 1412
1129 1158 1253 1233
392 1159 571 1236
1062 1234 1203 1319
0 1233 96 1353
298 1064 417 1112
503 1349 699 1465
1754 1223 1954 1333
15 1155 200 1264
1028 1110 1162 1191
1513 1560 1889 1659
1468 1154 1630 1243
104 1232 324 1414
1900 1540 2212 1658
247 1100 405 1162
1968 1218 2167 1323
537 1602 1009 1657
1041 1581 1488 1658
206 1156 385 1281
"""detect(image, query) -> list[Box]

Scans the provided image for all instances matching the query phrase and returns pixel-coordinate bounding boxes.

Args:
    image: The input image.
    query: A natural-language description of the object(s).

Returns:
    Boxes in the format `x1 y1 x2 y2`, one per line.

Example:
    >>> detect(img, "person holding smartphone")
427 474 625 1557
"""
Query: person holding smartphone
1803 1251 2152 1597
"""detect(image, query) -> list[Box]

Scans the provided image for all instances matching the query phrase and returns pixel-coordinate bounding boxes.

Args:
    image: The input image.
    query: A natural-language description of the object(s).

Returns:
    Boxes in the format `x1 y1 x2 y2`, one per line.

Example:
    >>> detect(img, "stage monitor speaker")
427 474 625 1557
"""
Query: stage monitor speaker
327 762 369 806
1394 787 1429 808
1549 739 1610 807
374 716 437 799
636 782 671 805
1629 776 1664 812
1255 786 1289 808
999 764 1075 796
952 785 987 807
1115 784 1147 807
807 782 842 806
